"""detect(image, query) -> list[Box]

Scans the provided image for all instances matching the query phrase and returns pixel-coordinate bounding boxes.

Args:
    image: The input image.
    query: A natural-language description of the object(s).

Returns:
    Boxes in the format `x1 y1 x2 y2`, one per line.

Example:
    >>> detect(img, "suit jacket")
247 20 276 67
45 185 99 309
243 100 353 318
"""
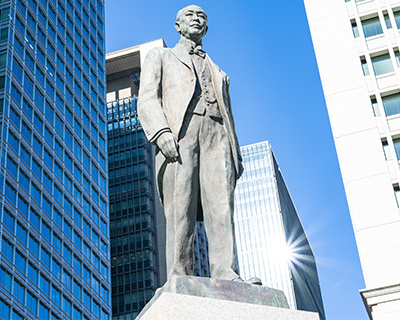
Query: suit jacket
138 42 242 179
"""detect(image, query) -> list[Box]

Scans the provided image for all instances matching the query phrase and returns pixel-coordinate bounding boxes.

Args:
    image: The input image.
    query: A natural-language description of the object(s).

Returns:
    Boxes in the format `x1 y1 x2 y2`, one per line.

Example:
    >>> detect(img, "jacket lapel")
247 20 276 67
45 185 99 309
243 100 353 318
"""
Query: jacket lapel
171 43 193 70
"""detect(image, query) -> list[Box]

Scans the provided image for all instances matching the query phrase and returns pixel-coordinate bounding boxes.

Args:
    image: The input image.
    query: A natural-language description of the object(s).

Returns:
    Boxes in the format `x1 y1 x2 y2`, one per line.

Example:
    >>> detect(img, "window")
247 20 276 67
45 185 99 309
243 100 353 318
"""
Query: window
64 222 72 239
74 208 82 227
18 144 29 166
52 259 61 279
51 286 61 306
3 209 14 231
371 98 380 117
29 236 39 256
8 131 19 153
73 231 81 248
362 17 383 38
43 173 52 192
16 223 27 245
62 270 71 289
74 256 82 274
395 51 400 68
0 266 11 291
19 170 29 192
83 265 91 283
361 57 369 75
21 121 31 142
382 93 400 116
393 138 400 161
83 290 91 309
27 291 37 313
31 183 41 204
384 14 392 29
15 251 26 272
1 239 13 261
62 297 71 317
40 248 50 269
28 263 38 285
83 241 91 259
53 209 62 229
30 210 40 230
372 54 394 75
53 234 61 253
7 156 17 178
73 307 81 320
83 219 90 236
12 60 23 83
394 11 400 29
64 244 72 264
39 303 49 320
13 280 25 302
32 159 41 178
40 274 50 295
42 221 51 242
5 182 16 204
18 196 28 219
395 185 400 208
54 185 62 204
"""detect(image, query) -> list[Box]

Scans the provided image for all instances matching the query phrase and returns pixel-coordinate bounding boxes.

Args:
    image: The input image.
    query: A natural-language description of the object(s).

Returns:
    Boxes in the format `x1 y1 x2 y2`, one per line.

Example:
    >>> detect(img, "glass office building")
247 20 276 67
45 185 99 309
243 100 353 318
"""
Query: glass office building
106 40 210 320
107 95 159 319
0 0 111 319
234 141 325 319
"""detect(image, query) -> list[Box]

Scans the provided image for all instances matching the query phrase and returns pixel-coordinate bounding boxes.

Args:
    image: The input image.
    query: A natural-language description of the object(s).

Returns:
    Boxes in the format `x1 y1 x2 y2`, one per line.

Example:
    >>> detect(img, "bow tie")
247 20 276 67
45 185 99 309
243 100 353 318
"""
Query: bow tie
189 46 206 58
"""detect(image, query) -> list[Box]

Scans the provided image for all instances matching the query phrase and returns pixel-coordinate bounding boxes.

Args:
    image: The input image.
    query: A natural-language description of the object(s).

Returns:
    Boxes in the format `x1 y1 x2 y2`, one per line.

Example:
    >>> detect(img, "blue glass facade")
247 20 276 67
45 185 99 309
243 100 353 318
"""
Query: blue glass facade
0 0 110 319
107 97 158 319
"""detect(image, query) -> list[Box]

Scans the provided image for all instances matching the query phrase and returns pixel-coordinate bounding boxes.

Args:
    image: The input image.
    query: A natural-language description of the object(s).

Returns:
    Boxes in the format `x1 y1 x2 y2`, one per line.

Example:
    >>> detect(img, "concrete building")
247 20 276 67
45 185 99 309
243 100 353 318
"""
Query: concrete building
304 0 400 319
106 39 210 320
234 141 325 320
0 0 111 319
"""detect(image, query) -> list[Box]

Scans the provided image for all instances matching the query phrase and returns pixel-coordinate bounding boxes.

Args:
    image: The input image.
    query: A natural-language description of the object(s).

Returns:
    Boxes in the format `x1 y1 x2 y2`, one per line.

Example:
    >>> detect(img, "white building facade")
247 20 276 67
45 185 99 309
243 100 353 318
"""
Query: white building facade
304 0 400 319
234 141 325 319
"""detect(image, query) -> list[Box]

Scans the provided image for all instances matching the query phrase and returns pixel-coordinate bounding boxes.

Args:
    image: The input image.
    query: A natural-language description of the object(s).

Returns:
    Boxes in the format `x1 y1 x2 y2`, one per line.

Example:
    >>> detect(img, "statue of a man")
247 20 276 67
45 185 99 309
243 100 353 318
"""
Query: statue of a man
138 5 260 285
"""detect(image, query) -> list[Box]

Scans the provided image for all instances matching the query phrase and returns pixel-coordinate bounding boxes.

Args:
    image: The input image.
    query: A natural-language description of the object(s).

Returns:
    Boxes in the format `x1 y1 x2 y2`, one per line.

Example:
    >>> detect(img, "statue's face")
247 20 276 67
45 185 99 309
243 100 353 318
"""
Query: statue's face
175 5 208 42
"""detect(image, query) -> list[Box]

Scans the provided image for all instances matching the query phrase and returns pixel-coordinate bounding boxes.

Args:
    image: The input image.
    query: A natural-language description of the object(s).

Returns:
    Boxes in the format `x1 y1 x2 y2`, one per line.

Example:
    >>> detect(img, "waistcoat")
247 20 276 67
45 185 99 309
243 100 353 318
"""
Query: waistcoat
187 55 222 119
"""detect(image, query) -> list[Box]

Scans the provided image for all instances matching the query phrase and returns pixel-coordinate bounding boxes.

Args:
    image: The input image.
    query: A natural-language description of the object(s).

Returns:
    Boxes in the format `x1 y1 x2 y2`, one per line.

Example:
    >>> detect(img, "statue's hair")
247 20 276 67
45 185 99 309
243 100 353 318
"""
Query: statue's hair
176 5 207 23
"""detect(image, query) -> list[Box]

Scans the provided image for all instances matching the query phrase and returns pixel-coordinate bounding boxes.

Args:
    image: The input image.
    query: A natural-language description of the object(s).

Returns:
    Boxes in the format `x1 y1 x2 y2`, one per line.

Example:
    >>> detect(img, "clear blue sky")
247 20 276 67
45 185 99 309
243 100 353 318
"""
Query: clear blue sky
105 1 367 319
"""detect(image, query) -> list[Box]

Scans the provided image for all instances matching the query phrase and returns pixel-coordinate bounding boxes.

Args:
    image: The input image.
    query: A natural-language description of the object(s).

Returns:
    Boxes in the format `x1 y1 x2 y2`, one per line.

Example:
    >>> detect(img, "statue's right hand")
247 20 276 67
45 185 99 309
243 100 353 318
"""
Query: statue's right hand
156 132 179 162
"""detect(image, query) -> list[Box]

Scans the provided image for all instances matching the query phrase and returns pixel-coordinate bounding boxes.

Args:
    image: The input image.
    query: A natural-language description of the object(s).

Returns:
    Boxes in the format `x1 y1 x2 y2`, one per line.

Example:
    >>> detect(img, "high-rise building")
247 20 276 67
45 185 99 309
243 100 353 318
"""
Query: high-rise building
304 0 400 319
106 39 210 320
0 0 110 319
234 141 325 320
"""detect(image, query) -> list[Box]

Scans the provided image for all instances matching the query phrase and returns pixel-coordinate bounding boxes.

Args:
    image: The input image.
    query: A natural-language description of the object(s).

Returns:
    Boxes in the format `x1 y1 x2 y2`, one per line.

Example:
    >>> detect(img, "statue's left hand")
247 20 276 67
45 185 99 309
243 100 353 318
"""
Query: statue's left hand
156 132 179 162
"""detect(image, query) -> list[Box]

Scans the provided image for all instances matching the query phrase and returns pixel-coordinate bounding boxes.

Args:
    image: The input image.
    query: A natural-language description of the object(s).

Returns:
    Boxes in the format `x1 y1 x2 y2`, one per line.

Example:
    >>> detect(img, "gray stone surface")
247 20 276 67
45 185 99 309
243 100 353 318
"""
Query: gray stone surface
137 276 290 319
137 292 320 320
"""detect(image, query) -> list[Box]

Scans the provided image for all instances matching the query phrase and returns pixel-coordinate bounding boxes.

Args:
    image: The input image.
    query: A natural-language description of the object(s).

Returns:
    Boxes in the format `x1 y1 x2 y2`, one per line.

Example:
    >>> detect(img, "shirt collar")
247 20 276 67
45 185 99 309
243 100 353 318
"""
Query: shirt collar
179 37 203 53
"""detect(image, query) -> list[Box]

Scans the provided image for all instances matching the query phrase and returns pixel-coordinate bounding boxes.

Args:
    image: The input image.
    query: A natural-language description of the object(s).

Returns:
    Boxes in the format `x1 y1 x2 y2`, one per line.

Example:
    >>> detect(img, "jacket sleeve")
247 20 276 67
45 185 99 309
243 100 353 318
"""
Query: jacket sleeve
224 75 243 163
138 48 171 144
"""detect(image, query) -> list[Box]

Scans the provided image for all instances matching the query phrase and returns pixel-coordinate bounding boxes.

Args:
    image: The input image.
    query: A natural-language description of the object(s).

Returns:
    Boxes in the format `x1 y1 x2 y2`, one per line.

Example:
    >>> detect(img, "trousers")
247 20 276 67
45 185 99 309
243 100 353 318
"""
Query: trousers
158 110 239 281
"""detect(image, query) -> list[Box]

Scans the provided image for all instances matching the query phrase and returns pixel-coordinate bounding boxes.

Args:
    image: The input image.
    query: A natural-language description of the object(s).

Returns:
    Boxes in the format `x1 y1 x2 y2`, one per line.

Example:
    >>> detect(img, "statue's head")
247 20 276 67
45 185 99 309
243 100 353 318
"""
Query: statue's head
175 5 208 42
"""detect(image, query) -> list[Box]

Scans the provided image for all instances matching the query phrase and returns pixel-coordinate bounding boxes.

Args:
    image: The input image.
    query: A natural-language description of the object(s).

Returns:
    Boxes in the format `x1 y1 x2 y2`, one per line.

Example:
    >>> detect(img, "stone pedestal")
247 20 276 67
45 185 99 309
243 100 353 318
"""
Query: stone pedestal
136 276 319 320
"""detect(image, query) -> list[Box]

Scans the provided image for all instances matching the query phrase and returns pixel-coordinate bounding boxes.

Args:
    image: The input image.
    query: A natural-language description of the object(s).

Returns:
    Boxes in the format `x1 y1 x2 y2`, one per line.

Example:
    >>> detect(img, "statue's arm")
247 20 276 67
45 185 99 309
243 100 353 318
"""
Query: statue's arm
225 75 244 178
138 48 179 162
138 48 171 144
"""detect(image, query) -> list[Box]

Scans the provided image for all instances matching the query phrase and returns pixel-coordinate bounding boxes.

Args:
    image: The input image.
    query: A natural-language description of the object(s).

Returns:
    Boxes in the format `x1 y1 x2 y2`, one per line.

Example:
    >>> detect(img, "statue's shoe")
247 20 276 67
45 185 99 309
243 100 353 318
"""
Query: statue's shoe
232 276 262 286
